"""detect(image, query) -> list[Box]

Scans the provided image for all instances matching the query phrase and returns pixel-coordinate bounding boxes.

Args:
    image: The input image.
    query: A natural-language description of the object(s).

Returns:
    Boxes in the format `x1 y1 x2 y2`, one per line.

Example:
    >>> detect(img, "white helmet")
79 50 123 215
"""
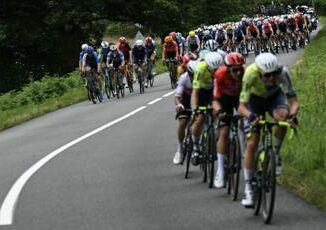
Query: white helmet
186 60 198 74
255 53 279 74
204 39 218 52
81 43 88 51
204 52 223 70
204 30 210 36
135 39 143 46
101 41 109 48
216 49 227 60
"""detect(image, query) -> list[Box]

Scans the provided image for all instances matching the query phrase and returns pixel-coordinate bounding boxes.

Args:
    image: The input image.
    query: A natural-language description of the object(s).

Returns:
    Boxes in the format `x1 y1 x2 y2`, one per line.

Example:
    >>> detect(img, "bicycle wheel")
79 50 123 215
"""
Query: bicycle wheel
184 130 193 179
262 147 276 224
200 134 208 183
138 71 144 94
253 150 264 216
227 135 241 200
207 126 216 188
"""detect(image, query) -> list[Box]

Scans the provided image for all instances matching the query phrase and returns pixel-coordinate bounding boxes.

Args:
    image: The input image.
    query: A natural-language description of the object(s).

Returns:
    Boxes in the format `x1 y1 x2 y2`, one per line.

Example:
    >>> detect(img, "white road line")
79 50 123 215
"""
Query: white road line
162 91 174 97
0 106 147 225
147 97 163 105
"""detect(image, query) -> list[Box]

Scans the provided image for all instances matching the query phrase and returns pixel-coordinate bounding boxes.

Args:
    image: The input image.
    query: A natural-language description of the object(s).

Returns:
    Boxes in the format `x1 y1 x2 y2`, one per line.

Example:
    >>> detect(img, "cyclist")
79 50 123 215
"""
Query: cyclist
117 37 132 80
97 41 110 95
191 52 224 165
131 40 147 86
82 46 98 74
173 60 198 164
177 52 198 79
201 30 213 49
79 44 88 73
246 21 260 55
170 32 183 59
238 53 299 207
225 24 234 52
212 52 245 188
186 31 200 53
107 45 125 92
215 26 226 51
176 32 186 57
145 36 157 80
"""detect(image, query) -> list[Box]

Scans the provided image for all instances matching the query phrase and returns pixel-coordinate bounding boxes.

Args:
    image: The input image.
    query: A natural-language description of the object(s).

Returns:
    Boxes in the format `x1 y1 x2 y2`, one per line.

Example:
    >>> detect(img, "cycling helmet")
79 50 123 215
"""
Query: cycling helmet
189 31 196 37
81 43 88 51
145 36 153 44
203 30 210 36
164 36 173 43
135 39 143 46
119 37 127 43
204 52 223 70
226 25 233 30
217 49 227 60
86 46 94 53
176 32 182 38
204 39 218 52
110 44 117 51
224 52 245 66
101 41 109 49
182 52 197 64
169 32 177 38
186 60 198 74
217 25 223 30
255 53 279 74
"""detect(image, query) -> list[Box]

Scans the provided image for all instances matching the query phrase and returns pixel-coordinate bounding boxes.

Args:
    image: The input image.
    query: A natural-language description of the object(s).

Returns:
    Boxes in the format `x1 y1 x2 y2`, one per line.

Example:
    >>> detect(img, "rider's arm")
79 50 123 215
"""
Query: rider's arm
238 66 255 117
81 53 87 72
162 46 166 61
280 67 299 116
212 72 223 112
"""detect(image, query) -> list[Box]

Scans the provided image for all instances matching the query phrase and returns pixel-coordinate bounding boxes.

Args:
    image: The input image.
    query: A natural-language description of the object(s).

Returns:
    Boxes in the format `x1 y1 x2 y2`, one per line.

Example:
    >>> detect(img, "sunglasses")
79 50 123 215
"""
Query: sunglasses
263 71 277 78
230 67 242 73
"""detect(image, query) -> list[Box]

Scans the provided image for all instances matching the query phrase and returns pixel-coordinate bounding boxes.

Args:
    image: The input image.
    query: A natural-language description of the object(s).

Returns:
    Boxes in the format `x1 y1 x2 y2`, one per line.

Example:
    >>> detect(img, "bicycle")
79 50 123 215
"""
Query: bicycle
196 106 216 188
250 120 294 224
134 62 145 94
114 67 125 99
166 58 178 89
125 63 134 93
85 69 102 104
146 58 155 87
181 115 194 179
219 113 243 201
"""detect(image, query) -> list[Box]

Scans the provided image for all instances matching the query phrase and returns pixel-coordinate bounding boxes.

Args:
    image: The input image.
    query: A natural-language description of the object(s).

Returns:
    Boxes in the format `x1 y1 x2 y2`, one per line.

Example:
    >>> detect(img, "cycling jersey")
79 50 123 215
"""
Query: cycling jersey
107 50 124 68
226 29 234 39
145 43 156 59
263 23 273 34
98 47 110 63
278 22 287 33
175 72 193 98
234 28 244 40
240 63 297 103
118 43 131 61
213 66 243 100
215 31 226 45
132 45 147 63
193 61 214 90
202 34 213 45
247 25 259 37
164 41 178 53
82 51 98 70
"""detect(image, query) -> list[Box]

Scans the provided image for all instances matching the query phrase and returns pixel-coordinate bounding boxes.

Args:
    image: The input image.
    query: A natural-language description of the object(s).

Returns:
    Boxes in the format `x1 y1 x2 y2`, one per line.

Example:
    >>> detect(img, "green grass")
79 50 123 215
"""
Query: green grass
279 17 326 210
0 72 87 131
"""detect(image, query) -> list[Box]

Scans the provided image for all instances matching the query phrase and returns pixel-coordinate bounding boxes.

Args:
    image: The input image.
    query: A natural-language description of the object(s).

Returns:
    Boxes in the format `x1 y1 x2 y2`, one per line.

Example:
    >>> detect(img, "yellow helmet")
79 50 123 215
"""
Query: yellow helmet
164 36 173 43
189 31 196 37
226 25 232 30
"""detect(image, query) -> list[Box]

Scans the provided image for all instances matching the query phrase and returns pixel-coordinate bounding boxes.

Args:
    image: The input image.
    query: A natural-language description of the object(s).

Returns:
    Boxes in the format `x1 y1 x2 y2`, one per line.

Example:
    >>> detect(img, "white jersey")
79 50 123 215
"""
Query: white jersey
175 72 193 97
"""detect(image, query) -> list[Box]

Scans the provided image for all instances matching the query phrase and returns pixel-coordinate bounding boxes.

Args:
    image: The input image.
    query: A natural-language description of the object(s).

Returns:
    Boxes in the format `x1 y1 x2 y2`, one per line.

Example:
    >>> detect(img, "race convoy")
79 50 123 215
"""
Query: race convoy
78 6 317 223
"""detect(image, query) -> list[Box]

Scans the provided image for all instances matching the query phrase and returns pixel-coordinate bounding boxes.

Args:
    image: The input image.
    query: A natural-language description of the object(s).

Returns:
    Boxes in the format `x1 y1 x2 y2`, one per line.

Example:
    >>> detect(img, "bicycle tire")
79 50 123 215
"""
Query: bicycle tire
184 131 193 179
229 135 241 201
200 134 208 183
207 126 216 188
253 150 263 216
262 147 276 224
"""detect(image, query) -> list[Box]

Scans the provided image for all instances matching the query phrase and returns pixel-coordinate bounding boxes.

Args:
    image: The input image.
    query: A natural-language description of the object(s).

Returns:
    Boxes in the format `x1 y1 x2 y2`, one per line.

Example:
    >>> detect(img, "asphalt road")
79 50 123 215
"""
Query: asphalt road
0 41 325 229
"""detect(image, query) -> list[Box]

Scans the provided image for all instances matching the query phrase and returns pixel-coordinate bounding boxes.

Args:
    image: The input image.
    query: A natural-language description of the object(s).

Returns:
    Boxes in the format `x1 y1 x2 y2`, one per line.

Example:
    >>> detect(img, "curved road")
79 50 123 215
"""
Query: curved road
0 40 325 229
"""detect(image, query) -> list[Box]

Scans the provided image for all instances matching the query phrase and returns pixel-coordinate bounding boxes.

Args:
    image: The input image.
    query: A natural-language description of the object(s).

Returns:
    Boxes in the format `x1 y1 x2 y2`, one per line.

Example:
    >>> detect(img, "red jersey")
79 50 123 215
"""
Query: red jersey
213 66 243 100
164 41 178 53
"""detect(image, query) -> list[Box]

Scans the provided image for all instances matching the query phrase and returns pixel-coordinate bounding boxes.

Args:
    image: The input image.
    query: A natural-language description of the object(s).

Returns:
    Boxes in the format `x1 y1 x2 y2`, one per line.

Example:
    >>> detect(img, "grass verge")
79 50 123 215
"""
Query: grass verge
280 17 326 210
0 73 87 131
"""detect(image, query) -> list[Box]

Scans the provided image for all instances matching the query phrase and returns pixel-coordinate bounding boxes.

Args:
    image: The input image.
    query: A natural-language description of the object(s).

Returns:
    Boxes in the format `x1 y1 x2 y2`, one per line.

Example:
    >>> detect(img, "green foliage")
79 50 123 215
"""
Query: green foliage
0 73 83 112
280 17 326 209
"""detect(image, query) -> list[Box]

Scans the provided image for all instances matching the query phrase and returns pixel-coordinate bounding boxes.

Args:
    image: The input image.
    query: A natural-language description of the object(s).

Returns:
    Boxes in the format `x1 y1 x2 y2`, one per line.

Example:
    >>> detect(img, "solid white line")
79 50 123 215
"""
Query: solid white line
147 97 162 105
0 106 147 226
162 91 174 97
